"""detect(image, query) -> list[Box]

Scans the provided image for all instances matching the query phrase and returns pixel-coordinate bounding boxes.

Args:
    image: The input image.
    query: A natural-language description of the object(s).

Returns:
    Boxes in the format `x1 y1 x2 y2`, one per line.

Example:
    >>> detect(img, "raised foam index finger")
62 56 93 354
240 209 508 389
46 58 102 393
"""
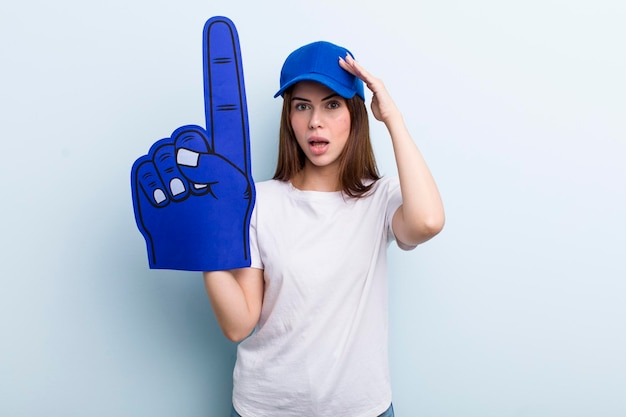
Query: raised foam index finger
202 16 251 176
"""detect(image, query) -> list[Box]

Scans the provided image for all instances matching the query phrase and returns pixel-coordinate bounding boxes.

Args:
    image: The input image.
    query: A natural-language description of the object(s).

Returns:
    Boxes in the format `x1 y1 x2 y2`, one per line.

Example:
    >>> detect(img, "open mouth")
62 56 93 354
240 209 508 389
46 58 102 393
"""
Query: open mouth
309 140 329 147
308 139 329 155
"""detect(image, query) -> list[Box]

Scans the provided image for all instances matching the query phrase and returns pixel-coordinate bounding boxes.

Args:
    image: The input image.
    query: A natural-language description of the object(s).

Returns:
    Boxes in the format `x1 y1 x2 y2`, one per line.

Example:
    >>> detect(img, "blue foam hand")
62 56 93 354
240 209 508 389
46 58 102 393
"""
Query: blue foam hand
131 17 255 271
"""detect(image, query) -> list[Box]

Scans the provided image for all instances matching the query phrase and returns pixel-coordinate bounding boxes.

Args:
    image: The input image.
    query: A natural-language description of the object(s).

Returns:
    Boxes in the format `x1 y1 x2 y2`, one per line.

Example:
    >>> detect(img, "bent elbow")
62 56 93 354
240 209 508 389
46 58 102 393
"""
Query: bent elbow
424 214 445 237
222 325 254 343
224 332 245 343
405 215 445 246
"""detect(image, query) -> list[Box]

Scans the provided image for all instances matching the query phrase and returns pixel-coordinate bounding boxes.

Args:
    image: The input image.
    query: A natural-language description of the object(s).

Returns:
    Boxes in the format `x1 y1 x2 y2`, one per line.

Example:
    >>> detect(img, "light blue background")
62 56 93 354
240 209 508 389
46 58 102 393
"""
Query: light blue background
1 0 624 416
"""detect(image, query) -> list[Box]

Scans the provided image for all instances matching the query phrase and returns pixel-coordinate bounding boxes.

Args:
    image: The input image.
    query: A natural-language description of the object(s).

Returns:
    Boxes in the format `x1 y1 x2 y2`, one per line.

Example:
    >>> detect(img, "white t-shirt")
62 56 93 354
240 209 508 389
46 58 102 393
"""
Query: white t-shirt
232 176 415 417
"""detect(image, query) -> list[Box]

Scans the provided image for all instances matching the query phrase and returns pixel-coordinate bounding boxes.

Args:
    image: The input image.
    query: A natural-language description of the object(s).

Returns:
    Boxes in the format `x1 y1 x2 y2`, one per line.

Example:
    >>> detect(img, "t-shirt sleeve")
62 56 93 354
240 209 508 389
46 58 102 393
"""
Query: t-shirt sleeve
248 203 264 269
385 176 418 251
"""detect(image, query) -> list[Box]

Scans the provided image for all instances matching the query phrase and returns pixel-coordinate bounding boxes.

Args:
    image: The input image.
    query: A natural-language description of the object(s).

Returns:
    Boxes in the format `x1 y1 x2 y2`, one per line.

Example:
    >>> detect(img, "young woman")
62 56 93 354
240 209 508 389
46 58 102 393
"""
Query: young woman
204 41 445 417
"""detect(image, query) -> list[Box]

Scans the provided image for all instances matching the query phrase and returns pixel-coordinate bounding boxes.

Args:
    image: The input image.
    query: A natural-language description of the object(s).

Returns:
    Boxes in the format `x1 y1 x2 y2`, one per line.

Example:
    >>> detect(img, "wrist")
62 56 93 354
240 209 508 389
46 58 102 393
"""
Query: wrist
383 111 406 132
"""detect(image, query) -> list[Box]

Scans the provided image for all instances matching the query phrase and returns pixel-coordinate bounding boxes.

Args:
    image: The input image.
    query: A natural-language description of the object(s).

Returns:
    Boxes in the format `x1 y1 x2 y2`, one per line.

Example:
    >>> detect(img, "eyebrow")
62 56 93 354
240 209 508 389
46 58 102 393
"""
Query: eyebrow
291 93 340 102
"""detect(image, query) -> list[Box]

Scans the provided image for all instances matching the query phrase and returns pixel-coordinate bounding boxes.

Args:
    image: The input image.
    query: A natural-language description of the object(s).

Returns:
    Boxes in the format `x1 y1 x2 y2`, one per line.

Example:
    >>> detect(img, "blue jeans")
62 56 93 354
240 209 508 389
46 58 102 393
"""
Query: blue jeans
230 403 394 416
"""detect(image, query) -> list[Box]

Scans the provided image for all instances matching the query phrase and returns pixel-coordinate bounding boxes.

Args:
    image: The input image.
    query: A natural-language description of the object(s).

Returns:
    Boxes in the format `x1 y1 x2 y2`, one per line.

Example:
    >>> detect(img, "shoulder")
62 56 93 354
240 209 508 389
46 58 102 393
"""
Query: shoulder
376 175 399 188
254 179 289 195
369 175 400 197
252 179 291 207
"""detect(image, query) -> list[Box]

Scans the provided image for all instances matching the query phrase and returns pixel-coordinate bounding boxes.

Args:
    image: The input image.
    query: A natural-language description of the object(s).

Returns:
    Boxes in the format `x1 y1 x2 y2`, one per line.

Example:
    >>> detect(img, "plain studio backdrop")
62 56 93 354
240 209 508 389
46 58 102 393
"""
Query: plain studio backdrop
1 0 624 416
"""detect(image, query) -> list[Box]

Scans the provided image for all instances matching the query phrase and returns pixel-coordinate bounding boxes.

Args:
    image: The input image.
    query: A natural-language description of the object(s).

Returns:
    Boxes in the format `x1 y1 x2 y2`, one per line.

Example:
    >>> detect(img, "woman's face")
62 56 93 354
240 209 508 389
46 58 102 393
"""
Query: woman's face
289 81 351 170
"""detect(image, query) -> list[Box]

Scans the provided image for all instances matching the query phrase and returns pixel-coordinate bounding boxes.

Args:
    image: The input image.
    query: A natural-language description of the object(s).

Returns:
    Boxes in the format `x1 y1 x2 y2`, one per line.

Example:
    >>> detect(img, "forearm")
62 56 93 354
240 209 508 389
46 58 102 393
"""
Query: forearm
386 112 445 245
203 269 263 342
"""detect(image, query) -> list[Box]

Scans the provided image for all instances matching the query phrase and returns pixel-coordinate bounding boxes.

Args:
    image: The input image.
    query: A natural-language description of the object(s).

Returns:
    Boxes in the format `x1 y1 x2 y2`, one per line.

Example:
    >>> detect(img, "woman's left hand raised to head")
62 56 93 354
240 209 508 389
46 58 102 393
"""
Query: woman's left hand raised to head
339 53 401 124
341 52 445 246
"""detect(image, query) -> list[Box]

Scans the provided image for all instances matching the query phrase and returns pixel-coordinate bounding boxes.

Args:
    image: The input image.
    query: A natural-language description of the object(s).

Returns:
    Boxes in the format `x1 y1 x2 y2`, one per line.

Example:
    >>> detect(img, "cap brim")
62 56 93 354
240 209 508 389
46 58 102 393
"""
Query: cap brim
274 73 358 99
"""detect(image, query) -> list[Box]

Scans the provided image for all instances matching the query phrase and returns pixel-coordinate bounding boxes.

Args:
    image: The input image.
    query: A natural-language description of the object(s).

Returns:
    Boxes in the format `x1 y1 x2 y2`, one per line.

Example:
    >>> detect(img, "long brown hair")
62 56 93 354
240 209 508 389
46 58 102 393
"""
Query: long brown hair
272 87 380 197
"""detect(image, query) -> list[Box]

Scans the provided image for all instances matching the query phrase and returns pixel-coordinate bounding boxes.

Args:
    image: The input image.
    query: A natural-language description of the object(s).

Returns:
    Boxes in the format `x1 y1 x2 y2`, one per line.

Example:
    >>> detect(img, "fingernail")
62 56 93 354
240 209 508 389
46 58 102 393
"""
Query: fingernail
170 178 186 196
153 189 166 204
194 183 208 189
177 148 200 167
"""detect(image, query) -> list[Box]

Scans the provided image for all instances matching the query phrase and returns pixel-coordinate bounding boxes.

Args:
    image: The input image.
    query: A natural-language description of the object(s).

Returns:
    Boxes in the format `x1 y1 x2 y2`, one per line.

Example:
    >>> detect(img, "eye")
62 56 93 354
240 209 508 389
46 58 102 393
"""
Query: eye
326 100 342 110
293 102 310 111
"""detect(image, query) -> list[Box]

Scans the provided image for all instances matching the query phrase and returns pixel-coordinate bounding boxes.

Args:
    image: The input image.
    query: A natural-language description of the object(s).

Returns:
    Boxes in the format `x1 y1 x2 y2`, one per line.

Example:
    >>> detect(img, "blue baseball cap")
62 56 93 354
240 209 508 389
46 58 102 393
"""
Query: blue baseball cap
274 41 365 100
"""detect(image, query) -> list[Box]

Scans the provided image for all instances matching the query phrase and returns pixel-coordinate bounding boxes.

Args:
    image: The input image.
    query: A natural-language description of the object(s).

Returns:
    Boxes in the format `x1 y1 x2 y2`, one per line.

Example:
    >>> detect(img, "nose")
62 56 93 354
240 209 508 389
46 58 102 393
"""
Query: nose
308 108 322 129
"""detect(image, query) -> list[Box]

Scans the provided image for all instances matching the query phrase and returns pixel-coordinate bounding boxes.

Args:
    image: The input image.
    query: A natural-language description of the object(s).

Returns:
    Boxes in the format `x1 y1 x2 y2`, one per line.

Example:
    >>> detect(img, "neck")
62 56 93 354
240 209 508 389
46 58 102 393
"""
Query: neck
291 164 340 192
